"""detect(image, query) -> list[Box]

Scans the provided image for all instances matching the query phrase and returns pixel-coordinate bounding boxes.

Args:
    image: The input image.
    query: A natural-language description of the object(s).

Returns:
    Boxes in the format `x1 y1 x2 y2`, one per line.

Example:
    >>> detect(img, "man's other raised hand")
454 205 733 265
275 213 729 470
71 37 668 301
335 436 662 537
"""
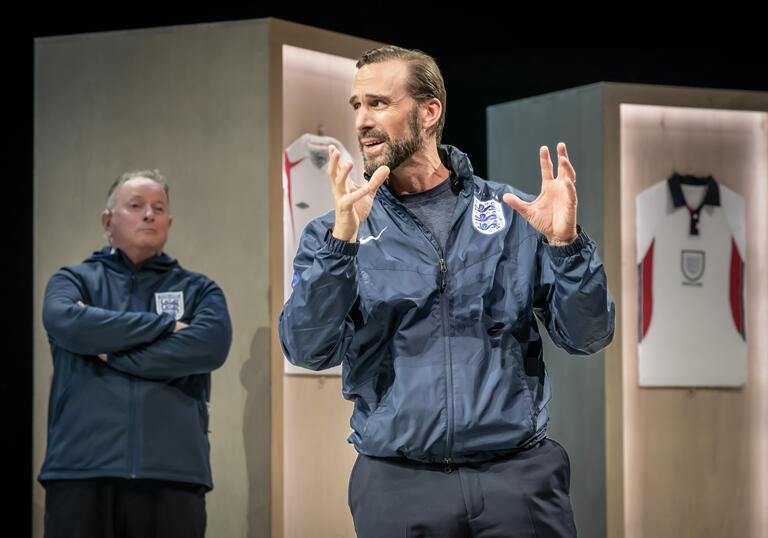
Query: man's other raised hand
502 142 578 247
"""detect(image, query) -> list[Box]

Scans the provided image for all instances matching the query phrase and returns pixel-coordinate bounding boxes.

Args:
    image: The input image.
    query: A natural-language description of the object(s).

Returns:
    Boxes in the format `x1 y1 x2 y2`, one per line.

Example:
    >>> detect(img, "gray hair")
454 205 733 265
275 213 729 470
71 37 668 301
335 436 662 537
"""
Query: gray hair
106 169 169 209
356 46 447 144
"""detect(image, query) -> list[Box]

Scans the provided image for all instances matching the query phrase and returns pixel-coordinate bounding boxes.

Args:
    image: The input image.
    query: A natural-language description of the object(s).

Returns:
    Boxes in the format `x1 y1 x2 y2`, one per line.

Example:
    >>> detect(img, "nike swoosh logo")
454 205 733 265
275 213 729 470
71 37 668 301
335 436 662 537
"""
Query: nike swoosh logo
359 227 387 244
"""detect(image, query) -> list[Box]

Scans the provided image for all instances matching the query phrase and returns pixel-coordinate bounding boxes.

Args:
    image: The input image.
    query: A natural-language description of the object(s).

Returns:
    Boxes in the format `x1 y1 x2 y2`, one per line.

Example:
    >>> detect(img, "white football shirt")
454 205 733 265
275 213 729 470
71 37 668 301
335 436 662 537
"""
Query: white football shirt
636 174 746 386
282 134 356 375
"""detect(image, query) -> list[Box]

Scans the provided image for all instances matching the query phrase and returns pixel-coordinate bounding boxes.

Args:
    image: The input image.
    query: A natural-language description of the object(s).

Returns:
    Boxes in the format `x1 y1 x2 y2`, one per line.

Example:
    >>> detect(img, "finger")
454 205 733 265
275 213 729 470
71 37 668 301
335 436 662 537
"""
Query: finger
368 165 390 194
502 192 530 214
558 155 576 183
539 146 554 182
339 160 354 183
327 145 340 181
557 142 569 161
77 300 85 307
342 184 371 207
334 161 354 193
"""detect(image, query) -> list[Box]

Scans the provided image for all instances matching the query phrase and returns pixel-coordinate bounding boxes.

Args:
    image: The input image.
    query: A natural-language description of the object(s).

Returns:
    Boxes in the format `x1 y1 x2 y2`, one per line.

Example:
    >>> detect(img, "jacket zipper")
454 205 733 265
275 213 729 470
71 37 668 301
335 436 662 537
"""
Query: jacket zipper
128 272 139 478
439 191 472 463
411 221 454 461
393 203 456 460
384 184 471 463
440 259 447 292
441 275 454 460
129 380 138 478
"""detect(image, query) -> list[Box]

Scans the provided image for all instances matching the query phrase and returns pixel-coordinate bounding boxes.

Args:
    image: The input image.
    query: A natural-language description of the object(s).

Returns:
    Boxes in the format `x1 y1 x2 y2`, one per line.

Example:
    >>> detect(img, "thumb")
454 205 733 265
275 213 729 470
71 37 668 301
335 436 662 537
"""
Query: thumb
368 165 390 193
502 192 528 215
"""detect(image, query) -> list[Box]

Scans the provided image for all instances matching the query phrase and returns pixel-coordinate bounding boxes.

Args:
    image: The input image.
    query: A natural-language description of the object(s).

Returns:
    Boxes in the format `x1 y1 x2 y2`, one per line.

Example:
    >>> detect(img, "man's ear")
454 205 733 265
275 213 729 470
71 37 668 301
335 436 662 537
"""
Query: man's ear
420 98 442 132
101 209 112 241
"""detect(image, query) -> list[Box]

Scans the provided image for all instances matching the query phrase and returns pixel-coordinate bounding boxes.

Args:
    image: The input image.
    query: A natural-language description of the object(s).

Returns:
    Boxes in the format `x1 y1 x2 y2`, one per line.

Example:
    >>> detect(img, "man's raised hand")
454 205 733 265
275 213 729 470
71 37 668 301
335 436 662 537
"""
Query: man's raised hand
502 142 578 246
328 145 389 242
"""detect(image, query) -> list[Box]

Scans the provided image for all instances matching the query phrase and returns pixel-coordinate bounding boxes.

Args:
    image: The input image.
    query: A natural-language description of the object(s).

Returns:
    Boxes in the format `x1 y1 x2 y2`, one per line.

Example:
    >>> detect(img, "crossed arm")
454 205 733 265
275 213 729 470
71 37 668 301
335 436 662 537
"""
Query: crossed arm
43 269 178 356
43 269 232 380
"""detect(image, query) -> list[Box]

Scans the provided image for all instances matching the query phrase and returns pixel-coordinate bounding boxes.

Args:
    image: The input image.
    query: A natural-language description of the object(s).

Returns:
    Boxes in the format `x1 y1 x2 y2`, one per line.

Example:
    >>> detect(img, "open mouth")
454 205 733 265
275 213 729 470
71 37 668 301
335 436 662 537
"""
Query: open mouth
361 138 385 151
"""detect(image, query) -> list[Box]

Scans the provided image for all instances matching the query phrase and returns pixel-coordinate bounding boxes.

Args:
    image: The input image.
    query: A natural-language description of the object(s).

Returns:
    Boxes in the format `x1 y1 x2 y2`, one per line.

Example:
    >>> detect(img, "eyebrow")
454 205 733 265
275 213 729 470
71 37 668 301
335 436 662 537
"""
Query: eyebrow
348 93 389 106
126 195 166 205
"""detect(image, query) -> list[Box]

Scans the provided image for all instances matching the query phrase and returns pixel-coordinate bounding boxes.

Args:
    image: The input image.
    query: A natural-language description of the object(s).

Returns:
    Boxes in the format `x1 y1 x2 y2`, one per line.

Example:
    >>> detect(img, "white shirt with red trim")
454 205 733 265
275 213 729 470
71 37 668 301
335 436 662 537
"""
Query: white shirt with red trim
636 174 746 387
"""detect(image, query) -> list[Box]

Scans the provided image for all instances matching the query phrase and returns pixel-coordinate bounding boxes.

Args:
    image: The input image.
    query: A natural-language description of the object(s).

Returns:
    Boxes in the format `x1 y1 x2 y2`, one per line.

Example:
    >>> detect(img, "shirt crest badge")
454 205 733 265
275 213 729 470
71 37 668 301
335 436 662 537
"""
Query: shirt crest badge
155 291 185 320
681 250 705 282
472 196 506 235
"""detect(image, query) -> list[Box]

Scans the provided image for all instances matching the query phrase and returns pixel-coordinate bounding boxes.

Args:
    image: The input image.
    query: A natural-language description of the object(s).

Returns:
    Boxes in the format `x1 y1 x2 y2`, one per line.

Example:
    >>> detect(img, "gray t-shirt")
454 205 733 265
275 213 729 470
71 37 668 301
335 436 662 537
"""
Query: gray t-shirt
396 174 458 254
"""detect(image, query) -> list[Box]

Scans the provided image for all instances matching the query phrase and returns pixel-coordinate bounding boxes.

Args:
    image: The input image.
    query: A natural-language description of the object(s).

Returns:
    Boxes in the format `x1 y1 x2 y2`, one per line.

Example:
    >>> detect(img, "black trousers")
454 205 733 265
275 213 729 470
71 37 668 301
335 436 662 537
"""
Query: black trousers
349 439 577 538
43 478 207 538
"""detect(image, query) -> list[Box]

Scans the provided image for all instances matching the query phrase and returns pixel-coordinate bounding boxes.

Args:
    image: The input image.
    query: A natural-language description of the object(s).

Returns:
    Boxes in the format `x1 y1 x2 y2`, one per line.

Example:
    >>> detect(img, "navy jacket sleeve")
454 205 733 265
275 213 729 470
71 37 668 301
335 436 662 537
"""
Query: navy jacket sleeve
534 227 615 355
42 269 177 356
278 223 361 371
105 280 232 380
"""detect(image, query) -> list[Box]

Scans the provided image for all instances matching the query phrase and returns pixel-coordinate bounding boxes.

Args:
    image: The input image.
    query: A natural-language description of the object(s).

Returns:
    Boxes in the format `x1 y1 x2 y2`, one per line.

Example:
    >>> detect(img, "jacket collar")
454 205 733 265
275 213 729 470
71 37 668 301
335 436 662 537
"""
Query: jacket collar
371 144 476 206
437 144 475 195
87 246 179 273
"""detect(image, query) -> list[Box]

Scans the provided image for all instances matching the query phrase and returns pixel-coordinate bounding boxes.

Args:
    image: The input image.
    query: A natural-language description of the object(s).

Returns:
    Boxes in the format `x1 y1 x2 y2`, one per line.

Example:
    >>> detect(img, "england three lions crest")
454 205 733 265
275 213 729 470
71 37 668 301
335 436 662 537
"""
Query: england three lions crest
472 196 506 235
681 250 705 283
155 291 185 320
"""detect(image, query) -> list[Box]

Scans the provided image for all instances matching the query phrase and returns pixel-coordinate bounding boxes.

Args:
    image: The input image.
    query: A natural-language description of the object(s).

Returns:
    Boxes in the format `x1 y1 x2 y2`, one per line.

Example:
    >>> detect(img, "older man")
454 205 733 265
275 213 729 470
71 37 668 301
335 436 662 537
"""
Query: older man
39 170 232 538
279 46 614 537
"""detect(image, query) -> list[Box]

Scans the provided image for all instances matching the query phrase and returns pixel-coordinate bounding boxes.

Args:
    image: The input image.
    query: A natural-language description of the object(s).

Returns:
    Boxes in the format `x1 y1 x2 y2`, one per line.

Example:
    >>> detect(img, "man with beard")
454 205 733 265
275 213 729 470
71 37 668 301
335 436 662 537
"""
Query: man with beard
279 46 614 537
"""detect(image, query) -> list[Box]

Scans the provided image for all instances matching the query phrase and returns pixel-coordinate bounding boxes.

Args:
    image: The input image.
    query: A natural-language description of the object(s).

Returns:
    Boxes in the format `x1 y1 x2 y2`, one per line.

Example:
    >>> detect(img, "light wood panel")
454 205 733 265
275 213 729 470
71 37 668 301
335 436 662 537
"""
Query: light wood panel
266 20 383 538
283 377 358 538
490 83 768 538
34 20 273 538
602 90 625 538
487 85 609 538
603 85 768 538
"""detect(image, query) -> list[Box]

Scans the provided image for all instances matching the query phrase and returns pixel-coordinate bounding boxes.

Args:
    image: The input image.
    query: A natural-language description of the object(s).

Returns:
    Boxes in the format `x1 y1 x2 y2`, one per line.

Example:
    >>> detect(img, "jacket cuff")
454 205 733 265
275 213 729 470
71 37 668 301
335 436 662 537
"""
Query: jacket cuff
323 229 360 256
543 225 590 258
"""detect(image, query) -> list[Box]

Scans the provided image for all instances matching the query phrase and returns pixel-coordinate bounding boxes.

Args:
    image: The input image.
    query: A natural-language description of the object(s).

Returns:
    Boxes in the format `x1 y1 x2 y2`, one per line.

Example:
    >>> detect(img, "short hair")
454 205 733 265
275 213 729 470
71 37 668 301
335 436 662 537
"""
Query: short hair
106 169 169 209
356 46 446 144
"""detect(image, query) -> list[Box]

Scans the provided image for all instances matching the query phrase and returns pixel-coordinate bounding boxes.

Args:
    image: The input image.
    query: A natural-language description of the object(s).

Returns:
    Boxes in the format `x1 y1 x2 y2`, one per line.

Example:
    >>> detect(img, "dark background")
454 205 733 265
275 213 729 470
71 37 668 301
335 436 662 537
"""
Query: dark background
10 6 767 535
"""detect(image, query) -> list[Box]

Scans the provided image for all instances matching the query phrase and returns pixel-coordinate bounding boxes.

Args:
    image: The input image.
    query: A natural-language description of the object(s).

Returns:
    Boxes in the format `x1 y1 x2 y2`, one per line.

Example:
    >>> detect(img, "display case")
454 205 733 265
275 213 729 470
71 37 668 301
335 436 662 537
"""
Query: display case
35 18 382 538
487 83 768 538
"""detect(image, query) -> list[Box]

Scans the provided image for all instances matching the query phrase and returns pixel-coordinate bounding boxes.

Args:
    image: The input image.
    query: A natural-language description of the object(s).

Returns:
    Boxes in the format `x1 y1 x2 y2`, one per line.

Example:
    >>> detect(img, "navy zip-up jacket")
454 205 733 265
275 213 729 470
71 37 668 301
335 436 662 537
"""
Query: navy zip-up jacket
39 247 232 489
279 145 614 464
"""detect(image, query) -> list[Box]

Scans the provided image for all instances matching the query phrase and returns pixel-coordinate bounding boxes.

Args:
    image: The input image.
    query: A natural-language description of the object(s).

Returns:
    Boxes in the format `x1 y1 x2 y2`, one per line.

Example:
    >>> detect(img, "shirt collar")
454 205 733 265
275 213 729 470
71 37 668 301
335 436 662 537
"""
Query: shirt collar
667 173 720 209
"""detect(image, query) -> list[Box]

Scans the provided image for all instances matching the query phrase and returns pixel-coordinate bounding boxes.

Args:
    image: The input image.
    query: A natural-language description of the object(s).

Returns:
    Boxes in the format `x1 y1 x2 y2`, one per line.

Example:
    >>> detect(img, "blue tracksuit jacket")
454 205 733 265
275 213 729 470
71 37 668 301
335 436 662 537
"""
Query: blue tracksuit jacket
39 247 232 489
279 145 614 464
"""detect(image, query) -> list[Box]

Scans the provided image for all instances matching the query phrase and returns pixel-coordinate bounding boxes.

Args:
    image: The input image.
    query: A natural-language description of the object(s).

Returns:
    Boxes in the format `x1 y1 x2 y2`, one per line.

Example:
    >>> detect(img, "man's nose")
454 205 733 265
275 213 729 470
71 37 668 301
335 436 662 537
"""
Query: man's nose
143 205 156 220
355 107 374 131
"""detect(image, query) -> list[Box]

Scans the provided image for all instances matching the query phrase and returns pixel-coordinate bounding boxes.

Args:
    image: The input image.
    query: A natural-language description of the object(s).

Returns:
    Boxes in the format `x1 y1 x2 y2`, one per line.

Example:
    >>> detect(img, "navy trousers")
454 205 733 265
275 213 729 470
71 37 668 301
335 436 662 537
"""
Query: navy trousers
349 439 576 537
43 478 207 538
